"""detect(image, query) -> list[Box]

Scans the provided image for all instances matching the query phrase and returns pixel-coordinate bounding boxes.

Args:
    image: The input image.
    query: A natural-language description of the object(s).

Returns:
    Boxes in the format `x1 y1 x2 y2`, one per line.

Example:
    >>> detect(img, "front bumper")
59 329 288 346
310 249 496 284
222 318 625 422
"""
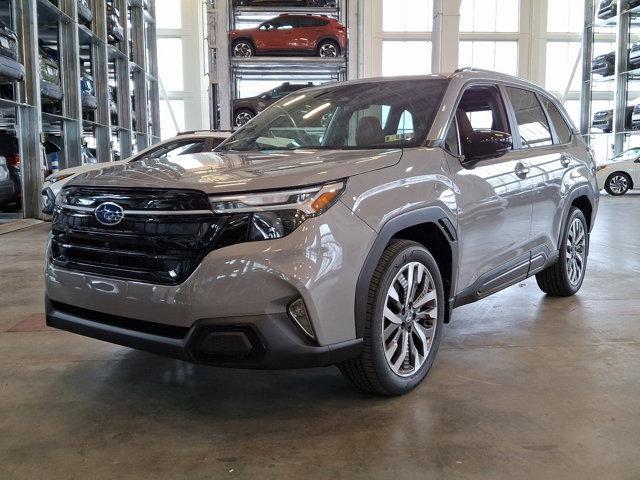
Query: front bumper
46 298 362 368
45 200 376 356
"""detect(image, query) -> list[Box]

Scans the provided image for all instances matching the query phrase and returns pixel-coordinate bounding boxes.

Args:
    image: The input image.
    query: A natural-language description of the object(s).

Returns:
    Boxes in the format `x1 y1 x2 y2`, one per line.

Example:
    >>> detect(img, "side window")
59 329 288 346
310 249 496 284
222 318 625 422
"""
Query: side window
444 118 460 156
273 19 295 30
540 96 572 144
505 87 553 149
455 85 510 155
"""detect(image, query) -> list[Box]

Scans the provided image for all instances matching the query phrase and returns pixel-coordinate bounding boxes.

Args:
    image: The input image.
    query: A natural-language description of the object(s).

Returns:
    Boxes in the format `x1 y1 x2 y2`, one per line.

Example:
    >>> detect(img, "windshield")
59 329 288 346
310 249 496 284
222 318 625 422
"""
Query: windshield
610 148 640 162
218 78 450 152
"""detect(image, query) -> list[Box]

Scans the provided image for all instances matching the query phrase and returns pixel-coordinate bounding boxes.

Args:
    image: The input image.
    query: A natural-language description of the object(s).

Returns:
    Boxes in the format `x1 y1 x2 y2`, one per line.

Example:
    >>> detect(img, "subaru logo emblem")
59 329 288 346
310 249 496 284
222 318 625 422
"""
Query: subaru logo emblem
94 202 125 226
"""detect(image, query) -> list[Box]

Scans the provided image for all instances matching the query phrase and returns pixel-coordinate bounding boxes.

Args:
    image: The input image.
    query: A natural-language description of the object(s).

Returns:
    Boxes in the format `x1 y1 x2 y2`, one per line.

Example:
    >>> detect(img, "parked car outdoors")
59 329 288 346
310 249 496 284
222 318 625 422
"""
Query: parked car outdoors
77 0 93 26
106 3 124 44
233 82 314 126
596 147 640 195
39 46 63 102
591 106 633 132
45 70 598 396
41 131 231 214
229 14 347 58
0 19 24 84
233 0 337 6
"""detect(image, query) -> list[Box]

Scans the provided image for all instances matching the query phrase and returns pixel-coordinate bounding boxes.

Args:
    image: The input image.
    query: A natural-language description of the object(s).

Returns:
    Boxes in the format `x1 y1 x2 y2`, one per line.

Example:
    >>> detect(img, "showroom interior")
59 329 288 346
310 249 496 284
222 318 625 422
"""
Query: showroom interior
1 0 639 478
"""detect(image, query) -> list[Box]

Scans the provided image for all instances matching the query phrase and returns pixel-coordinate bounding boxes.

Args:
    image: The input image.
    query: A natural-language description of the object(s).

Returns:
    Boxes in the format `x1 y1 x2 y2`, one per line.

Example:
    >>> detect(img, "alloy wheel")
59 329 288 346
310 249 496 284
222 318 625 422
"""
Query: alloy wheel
382 261 438 377
566 217 586 286
233 42 253 58
319 43 338 58
609 174 629 195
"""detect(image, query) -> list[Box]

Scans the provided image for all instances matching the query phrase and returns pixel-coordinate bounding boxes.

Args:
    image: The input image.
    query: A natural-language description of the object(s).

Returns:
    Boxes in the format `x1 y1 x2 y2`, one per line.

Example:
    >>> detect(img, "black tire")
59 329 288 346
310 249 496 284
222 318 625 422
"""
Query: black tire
604 172 631 196
536 207 589 297
232 40 254 58
317 40 340 58
234 108 255 127
340 240 445 396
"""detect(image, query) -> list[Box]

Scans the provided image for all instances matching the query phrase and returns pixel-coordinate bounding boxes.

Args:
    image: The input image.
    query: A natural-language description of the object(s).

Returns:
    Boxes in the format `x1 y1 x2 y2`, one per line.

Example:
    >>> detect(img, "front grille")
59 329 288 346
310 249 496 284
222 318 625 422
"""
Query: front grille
51 187 252 285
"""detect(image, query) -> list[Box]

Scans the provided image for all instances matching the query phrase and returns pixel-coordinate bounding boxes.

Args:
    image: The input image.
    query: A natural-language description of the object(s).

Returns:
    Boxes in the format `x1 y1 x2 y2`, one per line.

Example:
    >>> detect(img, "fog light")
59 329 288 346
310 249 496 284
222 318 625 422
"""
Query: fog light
288 297 315 341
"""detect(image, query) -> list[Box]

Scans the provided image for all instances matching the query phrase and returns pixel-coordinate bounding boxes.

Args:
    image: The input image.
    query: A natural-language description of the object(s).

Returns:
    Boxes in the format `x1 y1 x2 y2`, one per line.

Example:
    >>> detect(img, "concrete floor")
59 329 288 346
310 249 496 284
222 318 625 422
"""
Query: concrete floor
1 195 639 480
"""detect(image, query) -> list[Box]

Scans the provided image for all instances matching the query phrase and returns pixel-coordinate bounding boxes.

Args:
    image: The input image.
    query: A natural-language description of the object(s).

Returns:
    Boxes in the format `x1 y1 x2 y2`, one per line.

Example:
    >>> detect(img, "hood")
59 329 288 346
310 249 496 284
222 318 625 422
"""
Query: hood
47 159 129 182
68 149 403 194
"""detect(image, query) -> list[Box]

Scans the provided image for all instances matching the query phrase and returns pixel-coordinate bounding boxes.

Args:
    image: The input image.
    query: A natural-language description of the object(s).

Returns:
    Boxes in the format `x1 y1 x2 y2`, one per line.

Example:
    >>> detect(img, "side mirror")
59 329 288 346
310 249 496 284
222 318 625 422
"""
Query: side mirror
462 130 512 164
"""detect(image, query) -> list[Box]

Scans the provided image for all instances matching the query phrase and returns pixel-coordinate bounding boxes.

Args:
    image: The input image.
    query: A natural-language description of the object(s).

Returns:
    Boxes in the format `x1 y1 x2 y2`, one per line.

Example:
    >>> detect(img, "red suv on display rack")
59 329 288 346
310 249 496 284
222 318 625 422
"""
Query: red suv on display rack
229 14 347 58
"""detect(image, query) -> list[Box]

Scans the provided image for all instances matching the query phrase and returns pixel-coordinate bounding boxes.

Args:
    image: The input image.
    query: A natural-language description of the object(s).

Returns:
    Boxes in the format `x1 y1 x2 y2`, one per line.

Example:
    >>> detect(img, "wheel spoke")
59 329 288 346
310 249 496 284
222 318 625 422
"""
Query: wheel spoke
413 288 436 309
383 322 400 342
384 306 403 324
391 331 409 372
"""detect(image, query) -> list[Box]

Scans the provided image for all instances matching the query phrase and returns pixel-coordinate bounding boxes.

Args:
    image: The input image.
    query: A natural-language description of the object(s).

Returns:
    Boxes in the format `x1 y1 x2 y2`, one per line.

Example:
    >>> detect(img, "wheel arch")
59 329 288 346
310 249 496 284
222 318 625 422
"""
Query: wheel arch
355 207 459 337
559 185 597 248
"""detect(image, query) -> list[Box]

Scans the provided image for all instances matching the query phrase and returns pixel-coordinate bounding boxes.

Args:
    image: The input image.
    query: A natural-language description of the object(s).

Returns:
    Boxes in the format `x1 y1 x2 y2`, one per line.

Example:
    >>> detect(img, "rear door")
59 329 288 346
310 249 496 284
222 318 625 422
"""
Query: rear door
445 84 535 295
504 87 575 255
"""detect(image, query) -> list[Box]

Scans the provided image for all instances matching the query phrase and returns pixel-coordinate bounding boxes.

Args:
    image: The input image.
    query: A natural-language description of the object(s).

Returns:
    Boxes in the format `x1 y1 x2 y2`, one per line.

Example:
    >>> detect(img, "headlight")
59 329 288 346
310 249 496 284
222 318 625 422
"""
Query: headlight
596 164 608 172
208 181 345 241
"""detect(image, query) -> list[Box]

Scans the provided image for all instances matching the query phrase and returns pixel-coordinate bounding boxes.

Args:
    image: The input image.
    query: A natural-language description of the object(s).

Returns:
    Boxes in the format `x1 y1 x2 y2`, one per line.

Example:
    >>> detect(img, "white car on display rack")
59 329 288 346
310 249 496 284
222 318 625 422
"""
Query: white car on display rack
41 131 231 214
596 147 640 196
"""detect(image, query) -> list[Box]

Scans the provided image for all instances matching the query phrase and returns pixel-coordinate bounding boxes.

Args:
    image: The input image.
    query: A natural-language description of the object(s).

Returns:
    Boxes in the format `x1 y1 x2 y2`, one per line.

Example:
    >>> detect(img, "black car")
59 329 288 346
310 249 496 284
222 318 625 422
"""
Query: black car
107 3 124 44
0 131 21 212
0 20 24 83
77 0 93 26
598 0 617 19
592 106 634 133
233 82 314 127
592 52 615 76
39 46 63 102
234 0 337 6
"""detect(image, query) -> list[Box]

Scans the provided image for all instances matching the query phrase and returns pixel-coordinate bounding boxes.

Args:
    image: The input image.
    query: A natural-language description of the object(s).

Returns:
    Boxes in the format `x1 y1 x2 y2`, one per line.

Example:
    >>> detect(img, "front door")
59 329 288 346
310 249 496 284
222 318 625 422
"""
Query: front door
444 84 534 294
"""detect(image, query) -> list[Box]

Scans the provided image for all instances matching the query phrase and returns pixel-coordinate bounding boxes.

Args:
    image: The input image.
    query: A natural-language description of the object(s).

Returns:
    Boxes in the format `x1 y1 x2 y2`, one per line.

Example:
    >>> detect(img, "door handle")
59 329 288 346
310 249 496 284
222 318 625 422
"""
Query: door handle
514 162 530 179
560 154 571 168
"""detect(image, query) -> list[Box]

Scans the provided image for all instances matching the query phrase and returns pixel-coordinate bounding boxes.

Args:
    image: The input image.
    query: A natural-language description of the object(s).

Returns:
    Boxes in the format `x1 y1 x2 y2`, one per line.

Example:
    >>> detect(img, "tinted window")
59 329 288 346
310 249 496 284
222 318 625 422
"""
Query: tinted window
219 79 450 151
299 17 326 27
540 96 572 144
505 87 553 148
458 85 510 134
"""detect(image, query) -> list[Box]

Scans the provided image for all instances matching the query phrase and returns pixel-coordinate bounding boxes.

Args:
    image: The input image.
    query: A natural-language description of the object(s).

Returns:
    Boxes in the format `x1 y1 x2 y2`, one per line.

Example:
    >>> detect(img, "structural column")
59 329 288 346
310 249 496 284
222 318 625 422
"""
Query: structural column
431 0 461 74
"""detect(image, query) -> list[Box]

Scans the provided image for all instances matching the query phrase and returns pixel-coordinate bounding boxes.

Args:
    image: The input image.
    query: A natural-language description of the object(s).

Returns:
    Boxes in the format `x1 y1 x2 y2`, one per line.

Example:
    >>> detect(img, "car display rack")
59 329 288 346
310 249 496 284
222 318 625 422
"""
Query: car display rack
0 0 159 221
582 0 640 159
207 0 359 130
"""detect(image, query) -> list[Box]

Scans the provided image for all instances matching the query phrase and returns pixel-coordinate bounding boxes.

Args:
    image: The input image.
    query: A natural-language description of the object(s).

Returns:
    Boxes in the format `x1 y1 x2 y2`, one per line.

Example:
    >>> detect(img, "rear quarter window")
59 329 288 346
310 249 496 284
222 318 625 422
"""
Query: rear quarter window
540 96 573 144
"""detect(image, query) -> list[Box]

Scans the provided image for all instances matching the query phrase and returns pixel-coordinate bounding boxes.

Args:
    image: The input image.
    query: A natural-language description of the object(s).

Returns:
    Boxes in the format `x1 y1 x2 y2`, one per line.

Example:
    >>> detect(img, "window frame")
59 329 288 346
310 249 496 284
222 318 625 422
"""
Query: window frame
501 85 556 150
537 93 575 146
439 81 513 159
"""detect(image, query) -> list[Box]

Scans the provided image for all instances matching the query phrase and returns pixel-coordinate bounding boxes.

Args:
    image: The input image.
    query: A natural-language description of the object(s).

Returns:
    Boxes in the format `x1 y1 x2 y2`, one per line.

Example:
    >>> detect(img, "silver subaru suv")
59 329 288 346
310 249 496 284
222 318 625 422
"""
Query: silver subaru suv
45 69 598 396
